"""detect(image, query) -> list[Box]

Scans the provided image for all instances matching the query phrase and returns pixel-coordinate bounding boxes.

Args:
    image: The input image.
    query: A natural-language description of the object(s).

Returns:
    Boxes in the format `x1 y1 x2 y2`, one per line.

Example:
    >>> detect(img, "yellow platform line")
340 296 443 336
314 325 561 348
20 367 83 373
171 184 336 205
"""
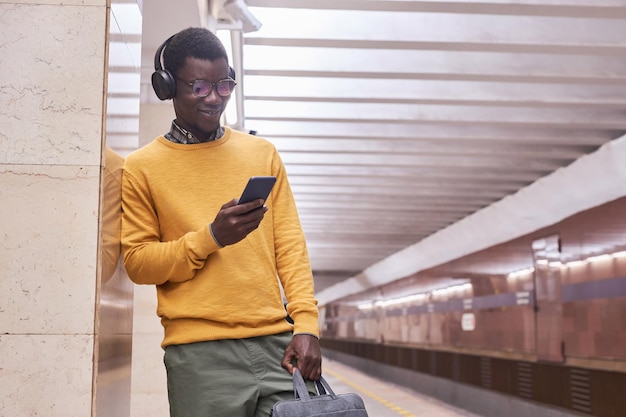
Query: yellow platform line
324 368 419 417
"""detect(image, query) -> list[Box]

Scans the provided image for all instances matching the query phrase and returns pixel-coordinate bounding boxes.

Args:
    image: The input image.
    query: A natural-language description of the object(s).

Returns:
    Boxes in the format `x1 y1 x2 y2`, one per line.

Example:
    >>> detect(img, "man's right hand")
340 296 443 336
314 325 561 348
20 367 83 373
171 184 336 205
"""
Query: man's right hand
210 198 268 246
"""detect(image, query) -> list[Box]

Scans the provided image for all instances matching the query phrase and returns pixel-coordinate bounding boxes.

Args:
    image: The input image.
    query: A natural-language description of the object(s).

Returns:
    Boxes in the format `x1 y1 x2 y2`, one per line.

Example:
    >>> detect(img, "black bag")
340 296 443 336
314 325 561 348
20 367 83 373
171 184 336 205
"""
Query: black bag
270 369 369 416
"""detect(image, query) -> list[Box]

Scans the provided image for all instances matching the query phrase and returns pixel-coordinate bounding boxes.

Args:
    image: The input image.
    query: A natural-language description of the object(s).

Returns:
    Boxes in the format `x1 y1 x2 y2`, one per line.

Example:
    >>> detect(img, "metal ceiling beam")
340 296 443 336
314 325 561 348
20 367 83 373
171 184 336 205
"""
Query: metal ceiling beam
247 0 626 19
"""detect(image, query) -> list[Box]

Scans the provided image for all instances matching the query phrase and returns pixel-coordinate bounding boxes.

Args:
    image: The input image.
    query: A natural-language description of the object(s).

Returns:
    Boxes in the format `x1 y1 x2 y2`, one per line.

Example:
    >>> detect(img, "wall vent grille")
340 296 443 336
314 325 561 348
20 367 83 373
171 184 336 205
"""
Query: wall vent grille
480 356 492 389
452 354 461 381
517 362 533 399
320 339 626 417
570 368 592 414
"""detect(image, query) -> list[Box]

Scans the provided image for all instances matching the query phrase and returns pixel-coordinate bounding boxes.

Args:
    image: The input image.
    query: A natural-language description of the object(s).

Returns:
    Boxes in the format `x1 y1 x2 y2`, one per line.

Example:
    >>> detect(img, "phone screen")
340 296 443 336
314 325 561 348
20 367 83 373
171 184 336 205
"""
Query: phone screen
238 176 277 204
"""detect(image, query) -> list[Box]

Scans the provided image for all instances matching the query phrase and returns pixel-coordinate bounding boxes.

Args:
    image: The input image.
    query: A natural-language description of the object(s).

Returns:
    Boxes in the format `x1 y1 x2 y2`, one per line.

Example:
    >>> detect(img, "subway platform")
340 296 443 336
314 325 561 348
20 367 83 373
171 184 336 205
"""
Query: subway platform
322 357 482 417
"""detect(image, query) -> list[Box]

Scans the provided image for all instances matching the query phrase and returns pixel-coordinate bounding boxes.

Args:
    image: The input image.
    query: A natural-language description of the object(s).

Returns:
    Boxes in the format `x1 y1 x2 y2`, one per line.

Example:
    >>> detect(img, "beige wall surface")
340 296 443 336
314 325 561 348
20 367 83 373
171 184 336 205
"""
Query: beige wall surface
0 0 134 416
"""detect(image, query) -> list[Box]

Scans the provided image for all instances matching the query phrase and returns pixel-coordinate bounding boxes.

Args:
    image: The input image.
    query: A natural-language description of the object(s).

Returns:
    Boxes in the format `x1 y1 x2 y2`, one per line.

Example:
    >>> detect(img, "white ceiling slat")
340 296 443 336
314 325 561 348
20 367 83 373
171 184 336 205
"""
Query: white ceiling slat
294 200 493 211
107 73 141 95
290 185 508 200
243 77 626 104
245 70 626 86
300 218 469 229
288 173 532 187
251 118 625 131
105 117 139 134
262 129 614 144
245 37 626 56
246 8 626 46
282 166 556 184
246 120 623 142
244 46 626 82
292 192 536 205
301 217 455 226
247 1 626 18
267 138 592 159
106 98 141 116
245 96 626 110
278 151 575 170
246 102 626 126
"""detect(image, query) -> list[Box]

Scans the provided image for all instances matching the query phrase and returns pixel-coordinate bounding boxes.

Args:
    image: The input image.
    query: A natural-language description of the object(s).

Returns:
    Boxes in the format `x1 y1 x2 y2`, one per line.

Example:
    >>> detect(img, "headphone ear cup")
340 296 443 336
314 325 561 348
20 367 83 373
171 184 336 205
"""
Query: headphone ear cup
151 69 176 100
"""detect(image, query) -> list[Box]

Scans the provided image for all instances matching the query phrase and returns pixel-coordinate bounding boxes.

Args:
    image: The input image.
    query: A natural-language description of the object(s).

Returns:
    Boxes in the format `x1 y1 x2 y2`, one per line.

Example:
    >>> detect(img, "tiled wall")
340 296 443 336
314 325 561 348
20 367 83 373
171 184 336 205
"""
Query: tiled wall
323 196 626 369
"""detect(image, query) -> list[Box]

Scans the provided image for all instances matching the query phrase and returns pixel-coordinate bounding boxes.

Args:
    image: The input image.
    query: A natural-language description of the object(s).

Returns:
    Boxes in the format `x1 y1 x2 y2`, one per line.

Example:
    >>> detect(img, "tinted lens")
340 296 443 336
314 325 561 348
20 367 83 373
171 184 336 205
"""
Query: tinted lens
191 80 212 97
216 80 235 96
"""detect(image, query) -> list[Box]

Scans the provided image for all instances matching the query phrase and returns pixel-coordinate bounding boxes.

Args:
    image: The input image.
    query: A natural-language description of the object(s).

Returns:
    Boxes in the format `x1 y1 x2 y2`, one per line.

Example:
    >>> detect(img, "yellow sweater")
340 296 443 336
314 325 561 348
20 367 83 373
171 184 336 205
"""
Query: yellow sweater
121 128 319 348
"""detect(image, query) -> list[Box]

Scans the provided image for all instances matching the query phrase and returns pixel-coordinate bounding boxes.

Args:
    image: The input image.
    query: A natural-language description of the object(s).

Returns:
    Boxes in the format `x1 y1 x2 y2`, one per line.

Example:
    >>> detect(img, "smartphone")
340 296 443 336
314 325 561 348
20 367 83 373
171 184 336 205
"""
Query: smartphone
238 176 276 205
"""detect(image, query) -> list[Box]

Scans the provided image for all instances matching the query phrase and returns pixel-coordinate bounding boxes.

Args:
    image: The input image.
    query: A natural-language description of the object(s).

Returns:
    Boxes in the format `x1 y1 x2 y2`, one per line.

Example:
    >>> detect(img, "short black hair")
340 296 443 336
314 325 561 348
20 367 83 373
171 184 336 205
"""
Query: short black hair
162 27 229 79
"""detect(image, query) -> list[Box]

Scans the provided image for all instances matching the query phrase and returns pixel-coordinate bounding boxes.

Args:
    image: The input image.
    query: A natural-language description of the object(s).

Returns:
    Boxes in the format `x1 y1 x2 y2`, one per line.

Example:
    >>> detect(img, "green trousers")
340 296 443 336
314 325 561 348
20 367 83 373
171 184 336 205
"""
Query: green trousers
163 331 314 417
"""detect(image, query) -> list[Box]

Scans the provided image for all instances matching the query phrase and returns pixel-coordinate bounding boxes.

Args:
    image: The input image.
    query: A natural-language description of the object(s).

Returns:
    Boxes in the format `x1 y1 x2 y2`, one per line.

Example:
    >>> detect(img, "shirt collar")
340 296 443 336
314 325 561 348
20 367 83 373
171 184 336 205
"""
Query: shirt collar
164 120 224 144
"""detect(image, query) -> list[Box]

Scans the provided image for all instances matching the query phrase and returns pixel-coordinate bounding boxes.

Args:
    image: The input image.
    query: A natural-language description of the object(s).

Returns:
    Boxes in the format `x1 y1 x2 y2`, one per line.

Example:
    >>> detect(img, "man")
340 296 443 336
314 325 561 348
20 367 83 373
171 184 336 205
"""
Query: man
121 27 322 417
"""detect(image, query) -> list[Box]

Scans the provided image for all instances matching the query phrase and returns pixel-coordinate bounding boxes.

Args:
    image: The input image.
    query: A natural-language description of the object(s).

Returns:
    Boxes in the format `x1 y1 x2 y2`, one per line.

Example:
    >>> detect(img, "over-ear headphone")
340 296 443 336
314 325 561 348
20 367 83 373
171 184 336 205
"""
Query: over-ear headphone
151 34 237 101
151 35 176 100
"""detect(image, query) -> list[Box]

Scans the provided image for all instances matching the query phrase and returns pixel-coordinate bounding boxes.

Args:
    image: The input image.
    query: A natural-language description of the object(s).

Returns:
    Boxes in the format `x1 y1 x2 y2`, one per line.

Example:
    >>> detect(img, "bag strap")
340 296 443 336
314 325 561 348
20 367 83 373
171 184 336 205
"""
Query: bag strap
316 376 337 398
292 369 312 401
292 369 337 401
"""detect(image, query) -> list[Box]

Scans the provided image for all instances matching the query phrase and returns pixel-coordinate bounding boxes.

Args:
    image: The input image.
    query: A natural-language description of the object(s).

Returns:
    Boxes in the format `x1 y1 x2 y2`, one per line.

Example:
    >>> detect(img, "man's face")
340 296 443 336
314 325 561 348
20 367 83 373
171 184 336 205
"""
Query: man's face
173 56 232 140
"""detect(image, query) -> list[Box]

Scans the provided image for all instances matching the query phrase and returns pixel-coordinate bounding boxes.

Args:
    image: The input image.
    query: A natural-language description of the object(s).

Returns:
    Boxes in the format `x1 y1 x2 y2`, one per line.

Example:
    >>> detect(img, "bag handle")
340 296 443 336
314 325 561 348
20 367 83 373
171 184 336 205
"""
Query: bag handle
292 369 337 401
292 369 312 401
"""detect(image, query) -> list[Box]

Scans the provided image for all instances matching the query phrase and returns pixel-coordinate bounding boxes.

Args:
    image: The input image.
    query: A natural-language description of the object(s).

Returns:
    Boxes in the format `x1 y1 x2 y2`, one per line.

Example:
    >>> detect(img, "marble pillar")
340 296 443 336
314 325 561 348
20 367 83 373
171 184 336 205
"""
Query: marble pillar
0 1 134 416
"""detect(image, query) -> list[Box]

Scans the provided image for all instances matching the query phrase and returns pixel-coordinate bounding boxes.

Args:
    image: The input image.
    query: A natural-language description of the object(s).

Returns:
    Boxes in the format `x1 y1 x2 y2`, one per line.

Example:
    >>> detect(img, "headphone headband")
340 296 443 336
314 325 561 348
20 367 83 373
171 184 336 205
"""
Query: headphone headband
154 34 176 73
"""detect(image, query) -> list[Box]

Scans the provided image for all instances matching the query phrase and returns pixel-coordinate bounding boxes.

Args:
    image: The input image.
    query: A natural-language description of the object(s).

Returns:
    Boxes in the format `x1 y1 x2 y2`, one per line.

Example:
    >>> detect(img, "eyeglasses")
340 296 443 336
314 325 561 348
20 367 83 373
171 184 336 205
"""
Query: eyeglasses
178 78 237 98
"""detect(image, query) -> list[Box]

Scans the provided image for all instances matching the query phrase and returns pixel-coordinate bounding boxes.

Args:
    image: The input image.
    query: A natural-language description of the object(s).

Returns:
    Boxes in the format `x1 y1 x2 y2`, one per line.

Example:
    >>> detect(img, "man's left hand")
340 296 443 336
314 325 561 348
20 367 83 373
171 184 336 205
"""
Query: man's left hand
281 334 322 381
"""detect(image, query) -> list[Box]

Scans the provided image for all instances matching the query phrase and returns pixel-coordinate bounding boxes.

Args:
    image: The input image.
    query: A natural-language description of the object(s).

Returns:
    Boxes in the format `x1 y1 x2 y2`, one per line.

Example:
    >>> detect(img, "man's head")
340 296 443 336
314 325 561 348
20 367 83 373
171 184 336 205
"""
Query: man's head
161 27 230 82
154 27 236 140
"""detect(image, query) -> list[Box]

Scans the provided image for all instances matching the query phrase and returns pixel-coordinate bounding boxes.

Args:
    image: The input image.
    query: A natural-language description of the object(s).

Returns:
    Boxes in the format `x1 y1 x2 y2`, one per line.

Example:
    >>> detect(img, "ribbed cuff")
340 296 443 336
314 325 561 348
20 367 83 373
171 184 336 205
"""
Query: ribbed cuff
293 332 320 339
208 223 225 248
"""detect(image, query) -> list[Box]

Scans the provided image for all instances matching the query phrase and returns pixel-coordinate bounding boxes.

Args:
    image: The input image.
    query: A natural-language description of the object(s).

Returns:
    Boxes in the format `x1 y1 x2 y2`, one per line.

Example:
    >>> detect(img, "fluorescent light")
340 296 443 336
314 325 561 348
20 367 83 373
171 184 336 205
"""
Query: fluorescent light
508 267 535 279
586 254 612 263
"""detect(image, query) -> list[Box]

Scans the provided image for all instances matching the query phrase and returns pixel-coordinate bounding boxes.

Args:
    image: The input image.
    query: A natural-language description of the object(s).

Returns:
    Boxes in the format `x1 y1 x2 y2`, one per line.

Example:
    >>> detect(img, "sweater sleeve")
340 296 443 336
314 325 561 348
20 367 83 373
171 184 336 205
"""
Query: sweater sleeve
270 152 320 337
121 169 221 285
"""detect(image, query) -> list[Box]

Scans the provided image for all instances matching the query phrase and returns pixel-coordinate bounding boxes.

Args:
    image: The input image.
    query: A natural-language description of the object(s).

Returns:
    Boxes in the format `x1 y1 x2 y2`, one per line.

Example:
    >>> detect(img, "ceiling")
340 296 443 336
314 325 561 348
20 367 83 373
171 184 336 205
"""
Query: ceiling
111 0 626 304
